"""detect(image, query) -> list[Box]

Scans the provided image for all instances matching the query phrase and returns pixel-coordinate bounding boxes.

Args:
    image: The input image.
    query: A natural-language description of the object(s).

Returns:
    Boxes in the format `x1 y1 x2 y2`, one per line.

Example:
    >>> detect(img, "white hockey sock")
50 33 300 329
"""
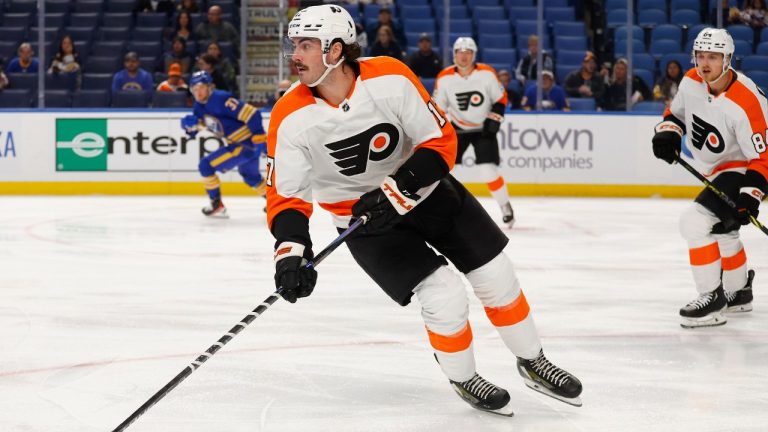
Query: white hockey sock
717 232 748 291
477 163 510 209
413 266 476 382
679 204 723 294
466 253 542 360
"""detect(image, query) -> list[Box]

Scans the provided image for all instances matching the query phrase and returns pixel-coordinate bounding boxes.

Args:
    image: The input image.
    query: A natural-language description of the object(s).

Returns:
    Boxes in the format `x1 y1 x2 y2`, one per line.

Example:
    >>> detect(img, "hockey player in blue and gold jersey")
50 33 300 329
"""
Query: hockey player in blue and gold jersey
181 70 267 217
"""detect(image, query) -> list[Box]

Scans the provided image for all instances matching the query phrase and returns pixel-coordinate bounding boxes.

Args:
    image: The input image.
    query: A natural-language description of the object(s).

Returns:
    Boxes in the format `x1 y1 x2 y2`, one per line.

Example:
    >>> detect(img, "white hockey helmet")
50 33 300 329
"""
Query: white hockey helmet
692 27 734 70
287 5 356 54
453 37 477 53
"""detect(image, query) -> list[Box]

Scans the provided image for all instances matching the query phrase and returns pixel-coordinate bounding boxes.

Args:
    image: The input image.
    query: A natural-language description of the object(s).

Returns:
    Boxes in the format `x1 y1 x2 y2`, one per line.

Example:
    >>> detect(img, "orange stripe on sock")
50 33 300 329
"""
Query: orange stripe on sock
487 176 505 192
484 292 530 327
689 242 720 266
722 248 747 271
426 322 473 353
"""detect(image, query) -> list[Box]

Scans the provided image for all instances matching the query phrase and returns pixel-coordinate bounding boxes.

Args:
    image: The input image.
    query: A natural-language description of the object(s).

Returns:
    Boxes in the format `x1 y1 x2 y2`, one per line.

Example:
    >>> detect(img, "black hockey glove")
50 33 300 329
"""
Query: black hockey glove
735 171 766 225
274 242 317 303
651 121 683 164
351 170 421 235
482 112 504 137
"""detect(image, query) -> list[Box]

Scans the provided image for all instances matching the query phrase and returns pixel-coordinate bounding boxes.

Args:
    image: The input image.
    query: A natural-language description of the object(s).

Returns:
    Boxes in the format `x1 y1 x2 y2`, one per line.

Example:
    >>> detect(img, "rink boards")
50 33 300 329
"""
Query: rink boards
0 110 701 197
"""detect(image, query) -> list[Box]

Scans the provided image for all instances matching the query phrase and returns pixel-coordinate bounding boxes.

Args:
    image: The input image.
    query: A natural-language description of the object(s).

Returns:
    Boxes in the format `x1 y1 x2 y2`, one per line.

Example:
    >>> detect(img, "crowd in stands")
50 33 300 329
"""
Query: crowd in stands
0 0 239 108
2 0 768 111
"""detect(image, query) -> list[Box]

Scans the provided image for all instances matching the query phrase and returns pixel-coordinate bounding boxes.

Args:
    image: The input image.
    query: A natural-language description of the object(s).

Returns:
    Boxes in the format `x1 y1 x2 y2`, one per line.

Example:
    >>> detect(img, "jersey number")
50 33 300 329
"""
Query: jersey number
225 97 239 111
752 131 767 153
427 101 446 127
265 156 275 187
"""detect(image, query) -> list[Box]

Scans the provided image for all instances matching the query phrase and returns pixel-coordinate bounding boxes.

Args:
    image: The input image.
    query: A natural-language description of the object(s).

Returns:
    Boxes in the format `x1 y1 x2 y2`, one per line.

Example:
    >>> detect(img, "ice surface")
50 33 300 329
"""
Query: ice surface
1 196 766 432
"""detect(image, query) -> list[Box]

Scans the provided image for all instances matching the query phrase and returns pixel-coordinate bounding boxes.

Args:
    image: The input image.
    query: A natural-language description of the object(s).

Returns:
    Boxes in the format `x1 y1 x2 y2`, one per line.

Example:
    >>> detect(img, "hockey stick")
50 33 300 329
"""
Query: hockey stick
111 216 367 431
676 156 768 236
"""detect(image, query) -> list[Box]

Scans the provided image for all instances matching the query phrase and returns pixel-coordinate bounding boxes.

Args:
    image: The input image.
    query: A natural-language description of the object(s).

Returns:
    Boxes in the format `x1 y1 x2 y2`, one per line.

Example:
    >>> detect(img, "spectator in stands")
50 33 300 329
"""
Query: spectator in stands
195 5 240 50
161 37 193 74
601 58 652 111
515 35 555 86
206 41 236 91
6 43 39 74
355 22 368 52
134 0 175 14
168 10 195 42
195 53 229 92
48 35 81 76
0 65 8 90
157 62 188 92
112 51 154 93
734 0 768 28
712 0 742 25
563 51 605 108
178 0 200 14
366 6 406 49
406 33 442 78
521 70 569 111
497 69 522 109
653 59 683 105
369 25 404 61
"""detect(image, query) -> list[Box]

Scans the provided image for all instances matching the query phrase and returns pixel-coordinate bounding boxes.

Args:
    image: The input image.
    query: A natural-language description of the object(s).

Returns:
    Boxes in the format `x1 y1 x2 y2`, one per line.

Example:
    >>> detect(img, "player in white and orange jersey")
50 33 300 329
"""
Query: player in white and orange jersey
266 5 582 415
433 37 514 227
652 28 767 328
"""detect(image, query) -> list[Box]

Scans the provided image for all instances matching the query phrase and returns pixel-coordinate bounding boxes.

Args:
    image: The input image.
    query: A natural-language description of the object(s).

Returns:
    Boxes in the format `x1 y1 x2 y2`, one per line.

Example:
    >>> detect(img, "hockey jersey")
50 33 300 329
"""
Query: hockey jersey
192 89 266 145
266 56 456 229
665 68 768 181
432 63 508 131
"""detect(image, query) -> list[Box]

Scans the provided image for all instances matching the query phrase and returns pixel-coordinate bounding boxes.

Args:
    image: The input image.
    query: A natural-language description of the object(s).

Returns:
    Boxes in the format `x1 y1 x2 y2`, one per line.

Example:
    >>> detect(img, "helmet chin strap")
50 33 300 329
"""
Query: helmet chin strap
307 52 345 88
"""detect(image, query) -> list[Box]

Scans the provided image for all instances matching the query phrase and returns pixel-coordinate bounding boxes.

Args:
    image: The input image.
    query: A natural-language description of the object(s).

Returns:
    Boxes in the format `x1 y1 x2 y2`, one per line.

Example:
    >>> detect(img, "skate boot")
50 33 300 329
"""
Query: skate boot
517 349 583 407
679 286 727 328
449 373 514 417
202 198 229 218
501 202 515 228
726 269 755 313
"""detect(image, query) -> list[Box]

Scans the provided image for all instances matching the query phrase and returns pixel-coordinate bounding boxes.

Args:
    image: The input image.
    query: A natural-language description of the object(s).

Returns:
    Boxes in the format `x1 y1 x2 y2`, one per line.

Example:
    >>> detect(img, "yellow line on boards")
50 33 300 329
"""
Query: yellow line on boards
1 182 700 198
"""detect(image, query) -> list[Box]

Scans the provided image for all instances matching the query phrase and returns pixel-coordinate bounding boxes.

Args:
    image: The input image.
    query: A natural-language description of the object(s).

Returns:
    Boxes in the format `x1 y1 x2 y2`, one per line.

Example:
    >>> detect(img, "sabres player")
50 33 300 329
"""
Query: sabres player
181 70 267 217
432 37 515 227
652 28 767 328
267 5 582 415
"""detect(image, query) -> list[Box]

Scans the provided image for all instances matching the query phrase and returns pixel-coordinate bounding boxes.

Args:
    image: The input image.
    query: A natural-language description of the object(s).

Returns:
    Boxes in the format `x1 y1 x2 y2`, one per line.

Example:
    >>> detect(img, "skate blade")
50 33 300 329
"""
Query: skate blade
203 209 229 219
522 379 583 407
726 303 753 313
680 312 727 329
483 404 515 417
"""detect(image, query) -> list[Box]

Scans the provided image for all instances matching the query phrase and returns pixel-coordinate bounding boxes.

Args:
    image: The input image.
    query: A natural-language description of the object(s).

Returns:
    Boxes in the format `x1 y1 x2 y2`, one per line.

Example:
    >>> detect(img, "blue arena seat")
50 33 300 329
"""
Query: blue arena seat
480 33 513 49
467 0 500 7
635 68 654 89
670 9 700 26
638 0 666 11
557 49 586 65
102 12 133 28
400 5 432 19
632 53 656 72
473 6 506 21
545 7 574 23
43 90 72 107
740 55 768 73
403 18 436 34
112 90 150 108
615 25 644 41
434 5 470 19
2 13 33 27
749 70 768 88
420 77 435 95
607 9 634 27
649 39 682 58
554 22 588 37
555 36 588 51
634 101 666 112
152 91 188 108
481 48 517 65
8 0 37 14
46 0 72 14
614 39 646 56
84 56 121 74
105 0 135 14
727 25 755 45
507 7 536 24
734 39 753 58
45 73 77 91
659 52 691 75
476 20 512 35
441 19 473 33
69 12 100 27
651 24 683 44
131 26 164 42
7 73 37 91
568 97 596 111
757 41 768 55
73 0 104 14
136 13 167 28
91 40 126 57
72 89 110 107
671 0 700 11
638 9 668 26
0 89 33 107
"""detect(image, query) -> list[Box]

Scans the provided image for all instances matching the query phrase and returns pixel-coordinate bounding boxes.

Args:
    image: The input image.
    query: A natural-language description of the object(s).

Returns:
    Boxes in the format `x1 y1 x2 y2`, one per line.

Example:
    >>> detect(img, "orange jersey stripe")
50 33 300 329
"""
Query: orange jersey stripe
487 176 505 192
706 160 749 177
726 79 768 181
484 292 530 327
689 242 720 266
426 322 473 353
476 63 509 106
722 248 747 271
266 85 317 229
318 199 357 216
685 67 703 83
360 57 457 171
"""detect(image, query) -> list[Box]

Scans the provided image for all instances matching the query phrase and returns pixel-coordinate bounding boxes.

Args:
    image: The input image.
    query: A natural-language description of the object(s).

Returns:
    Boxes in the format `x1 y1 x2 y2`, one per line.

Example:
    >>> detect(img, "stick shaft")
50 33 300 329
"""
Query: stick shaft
112 219 364 431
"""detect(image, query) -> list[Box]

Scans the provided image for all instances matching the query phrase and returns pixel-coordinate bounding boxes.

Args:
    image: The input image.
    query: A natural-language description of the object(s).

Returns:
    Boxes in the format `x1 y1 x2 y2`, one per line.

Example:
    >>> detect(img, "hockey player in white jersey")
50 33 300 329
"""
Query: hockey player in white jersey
267 5 582 416
432 37 515 227
651 28 767 328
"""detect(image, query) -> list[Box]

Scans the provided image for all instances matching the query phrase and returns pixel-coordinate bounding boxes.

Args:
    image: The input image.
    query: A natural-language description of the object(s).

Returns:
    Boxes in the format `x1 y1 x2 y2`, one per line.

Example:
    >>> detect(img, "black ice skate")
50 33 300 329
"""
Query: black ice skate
202 198 229 218
726 269 755 313
679 286 727 328
517 349 583 407
501 202 515 228
450 373 514 417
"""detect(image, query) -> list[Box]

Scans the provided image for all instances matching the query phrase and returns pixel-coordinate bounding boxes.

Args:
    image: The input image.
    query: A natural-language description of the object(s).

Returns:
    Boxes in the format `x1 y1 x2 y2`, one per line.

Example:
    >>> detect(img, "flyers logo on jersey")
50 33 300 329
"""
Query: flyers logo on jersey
325 123 399 176
691 114 725 154
456 91 484 111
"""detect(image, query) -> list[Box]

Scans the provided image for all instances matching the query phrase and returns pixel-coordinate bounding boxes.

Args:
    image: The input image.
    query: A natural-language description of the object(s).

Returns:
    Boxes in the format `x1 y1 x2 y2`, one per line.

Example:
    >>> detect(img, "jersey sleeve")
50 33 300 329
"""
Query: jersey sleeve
726 81 768 183
265 89 316 249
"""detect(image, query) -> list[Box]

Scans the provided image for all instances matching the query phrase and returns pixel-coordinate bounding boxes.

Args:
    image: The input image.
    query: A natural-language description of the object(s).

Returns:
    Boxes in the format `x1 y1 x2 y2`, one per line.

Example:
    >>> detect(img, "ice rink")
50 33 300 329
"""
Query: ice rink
1 195 767 432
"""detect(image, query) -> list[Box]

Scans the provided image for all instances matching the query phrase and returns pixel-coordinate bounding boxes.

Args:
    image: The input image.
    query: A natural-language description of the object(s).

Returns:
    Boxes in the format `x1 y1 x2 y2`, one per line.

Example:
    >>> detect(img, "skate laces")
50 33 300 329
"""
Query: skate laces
686 292 714 309
461 373 498 400
530 353 569 387
725 290 737 303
